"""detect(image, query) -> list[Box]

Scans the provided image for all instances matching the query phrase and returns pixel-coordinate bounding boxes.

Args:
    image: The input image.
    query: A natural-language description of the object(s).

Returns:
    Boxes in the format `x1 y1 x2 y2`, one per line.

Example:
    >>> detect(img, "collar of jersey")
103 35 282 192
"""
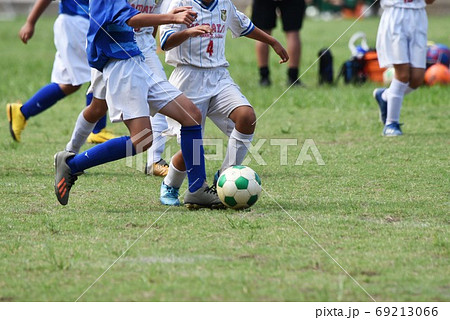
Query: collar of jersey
193 0 218 11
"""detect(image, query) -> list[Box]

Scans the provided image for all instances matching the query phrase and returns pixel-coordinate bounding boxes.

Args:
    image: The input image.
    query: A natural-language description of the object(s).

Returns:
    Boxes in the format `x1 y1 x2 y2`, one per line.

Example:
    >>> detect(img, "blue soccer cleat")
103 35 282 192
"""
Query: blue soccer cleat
382 122 403 136
160 181 180 206
373 88 388 124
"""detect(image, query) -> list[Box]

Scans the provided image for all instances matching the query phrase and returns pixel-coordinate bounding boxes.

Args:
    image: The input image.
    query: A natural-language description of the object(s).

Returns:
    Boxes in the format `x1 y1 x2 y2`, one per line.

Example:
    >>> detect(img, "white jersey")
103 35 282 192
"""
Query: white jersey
129 0 164 35
160 0 254 68
381 0 426 9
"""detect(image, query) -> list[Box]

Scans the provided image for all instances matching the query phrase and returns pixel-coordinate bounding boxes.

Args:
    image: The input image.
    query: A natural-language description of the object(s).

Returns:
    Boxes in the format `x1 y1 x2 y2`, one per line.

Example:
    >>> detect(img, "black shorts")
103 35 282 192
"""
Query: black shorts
252 0 306 32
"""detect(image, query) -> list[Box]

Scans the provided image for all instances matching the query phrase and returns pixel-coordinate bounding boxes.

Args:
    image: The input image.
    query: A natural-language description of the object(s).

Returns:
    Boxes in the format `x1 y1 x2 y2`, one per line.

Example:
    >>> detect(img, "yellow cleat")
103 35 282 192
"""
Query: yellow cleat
145 159 169 177
6 103 27 142
86 128 117 144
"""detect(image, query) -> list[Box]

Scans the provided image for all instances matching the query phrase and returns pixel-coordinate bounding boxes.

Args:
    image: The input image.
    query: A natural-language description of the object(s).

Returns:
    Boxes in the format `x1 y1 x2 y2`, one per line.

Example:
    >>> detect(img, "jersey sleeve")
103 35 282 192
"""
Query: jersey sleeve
159 0 186 50
228 3 254 38
110 0 141 26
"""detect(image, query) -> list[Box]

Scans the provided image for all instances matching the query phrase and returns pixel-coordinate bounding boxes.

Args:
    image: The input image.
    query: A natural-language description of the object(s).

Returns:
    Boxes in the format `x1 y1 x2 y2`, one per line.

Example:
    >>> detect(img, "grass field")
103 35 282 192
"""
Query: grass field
0 14 449 302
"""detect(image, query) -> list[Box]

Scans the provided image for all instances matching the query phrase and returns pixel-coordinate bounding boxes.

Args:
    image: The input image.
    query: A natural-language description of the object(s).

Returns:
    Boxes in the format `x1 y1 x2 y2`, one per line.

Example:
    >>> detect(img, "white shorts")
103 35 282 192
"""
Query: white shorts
51 14 91 85
169 66 252 135
102 56 182 123
89 68 106 100
376 7 428 69
135 33 167 80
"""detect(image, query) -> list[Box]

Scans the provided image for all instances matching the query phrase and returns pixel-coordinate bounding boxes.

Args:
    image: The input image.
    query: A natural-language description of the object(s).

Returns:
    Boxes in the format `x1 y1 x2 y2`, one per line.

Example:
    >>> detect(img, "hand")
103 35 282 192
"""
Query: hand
187 25 212 37
271 41 289 64
171 6 197 26
19 22 35 44
425 0 435 4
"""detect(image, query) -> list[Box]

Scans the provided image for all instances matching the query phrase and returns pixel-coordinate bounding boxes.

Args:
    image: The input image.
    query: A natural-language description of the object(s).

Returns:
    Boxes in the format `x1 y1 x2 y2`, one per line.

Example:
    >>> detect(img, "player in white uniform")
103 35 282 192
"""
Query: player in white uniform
6 0 115 143
65 0 172 177
158 0 289 206
373 0 435 136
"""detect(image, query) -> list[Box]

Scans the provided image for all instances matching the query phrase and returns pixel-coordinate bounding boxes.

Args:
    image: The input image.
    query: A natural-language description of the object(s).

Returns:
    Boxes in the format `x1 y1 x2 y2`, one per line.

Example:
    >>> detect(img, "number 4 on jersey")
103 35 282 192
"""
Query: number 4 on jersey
207 40 214 56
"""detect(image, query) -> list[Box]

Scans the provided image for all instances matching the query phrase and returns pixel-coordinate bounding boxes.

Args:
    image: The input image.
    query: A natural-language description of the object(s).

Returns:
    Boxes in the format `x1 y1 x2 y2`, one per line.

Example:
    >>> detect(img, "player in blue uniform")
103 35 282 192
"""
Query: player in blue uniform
6 0 115 143
54 0 221 209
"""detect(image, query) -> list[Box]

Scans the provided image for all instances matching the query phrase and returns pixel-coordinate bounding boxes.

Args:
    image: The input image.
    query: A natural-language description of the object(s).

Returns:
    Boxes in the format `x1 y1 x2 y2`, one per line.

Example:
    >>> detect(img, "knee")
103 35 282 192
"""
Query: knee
409 74 424 89
59 84 81 95
181 102 202 126
233 107 256 133
395 73 410 84
131 132 153 153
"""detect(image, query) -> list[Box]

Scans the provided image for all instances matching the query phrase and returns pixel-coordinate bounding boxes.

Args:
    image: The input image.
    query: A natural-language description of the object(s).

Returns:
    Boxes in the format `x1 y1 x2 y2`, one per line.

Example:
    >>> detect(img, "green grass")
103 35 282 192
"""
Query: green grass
0 15 449 301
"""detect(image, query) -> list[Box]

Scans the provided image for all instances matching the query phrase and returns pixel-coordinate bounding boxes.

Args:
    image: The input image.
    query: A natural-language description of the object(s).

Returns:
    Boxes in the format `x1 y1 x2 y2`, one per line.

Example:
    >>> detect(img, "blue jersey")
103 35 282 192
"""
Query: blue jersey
87 0 142 71
59 0 89 19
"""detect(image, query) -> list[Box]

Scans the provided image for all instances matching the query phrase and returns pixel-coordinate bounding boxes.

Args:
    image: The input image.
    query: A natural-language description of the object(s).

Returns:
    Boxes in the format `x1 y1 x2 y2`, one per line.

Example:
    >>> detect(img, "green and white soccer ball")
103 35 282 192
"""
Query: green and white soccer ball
217 165 262 210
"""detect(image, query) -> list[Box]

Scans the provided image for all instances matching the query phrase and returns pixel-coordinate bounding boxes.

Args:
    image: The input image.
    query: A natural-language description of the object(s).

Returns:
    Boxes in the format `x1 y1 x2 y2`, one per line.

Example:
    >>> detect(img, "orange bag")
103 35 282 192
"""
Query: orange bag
363 51 386 83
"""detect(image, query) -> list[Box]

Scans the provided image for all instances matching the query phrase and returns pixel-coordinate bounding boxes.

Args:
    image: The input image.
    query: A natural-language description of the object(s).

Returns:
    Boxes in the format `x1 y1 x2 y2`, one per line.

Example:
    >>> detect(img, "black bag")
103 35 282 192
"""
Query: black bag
318 48 334 85
337 56 367 84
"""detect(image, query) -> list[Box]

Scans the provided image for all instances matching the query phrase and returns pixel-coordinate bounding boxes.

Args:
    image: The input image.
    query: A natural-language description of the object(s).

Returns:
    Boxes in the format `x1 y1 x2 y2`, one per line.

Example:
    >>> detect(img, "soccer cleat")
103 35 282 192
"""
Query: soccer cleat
145 159 169 177
382 122 403 137
160 181 181 206
6 103 27 142
259 77 271 87
184 182 225 210
86 128 117 144
373 88 388 124
54 151 81 205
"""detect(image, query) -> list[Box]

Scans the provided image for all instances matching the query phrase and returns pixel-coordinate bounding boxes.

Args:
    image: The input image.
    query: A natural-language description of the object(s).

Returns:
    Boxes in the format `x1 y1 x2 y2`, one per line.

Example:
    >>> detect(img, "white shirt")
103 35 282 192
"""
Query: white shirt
129 0 164 35
381 0 426 9
160 0 254 68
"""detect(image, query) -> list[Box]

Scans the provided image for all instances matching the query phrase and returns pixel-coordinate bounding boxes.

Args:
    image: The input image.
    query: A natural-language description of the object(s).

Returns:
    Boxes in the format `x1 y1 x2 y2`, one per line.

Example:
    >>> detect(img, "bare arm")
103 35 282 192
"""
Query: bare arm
162 25 212 51
127 7 197 29
425 0 435 4
245 27 289 64
19 0 52 44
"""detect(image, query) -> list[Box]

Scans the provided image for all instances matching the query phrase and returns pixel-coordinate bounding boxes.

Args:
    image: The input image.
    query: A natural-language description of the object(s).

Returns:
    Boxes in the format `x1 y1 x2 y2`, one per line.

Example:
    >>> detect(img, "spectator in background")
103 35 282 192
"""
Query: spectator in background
252 0 306 86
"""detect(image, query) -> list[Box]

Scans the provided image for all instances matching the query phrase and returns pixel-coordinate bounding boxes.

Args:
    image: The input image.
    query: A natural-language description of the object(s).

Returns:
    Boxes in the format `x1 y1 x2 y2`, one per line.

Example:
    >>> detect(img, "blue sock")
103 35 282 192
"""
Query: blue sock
85 92 93 106
85 92 107 134
180 125 206 192
20 83 66 119
93 115 107 134
67 136 136 174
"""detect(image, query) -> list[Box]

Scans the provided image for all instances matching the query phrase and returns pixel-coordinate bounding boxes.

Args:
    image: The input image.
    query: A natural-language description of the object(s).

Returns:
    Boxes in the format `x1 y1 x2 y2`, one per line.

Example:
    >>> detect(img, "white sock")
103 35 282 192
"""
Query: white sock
65 111 97 154
146 132 166 165
220 128 254 174
163 160 186 189
386 78 409 125
382 85 415 101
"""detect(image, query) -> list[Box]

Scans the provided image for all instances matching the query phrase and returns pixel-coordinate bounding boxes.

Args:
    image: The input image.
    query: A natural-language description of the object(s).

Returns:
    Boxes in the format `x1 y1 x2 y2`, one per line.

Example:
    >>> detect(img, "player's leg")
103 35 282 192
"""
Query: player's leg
55 116 150 205
383 63 410 136
160 150 186 206
252 0 276 86
6 83 79 142
222 106 256 172
146 113 169 176
65 97 108 154
280 0 306 86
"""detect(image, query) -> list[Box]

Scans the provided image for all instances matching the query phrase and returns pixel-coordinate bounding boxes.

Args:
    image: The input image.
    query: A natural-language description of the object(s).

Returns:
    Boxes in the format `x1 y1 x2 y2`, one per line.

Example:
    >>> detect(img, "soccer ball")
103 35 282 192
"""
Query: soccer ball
217 166 262 210
424 63 450 86
426 43 450 68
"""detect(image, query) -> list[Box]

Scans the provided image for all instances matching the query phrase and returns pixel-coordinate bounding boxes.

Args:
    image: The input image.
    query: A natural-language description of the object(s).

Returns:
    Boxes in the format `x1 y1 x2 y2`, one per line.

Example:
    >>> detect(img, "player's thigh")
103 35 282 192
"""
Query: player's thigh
208 84 253 135
251 0 277 30
158 94 202 126
52 14 90 85
409 9 428 70
103 58 151 123
377 8 410 68
279 0 306 32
